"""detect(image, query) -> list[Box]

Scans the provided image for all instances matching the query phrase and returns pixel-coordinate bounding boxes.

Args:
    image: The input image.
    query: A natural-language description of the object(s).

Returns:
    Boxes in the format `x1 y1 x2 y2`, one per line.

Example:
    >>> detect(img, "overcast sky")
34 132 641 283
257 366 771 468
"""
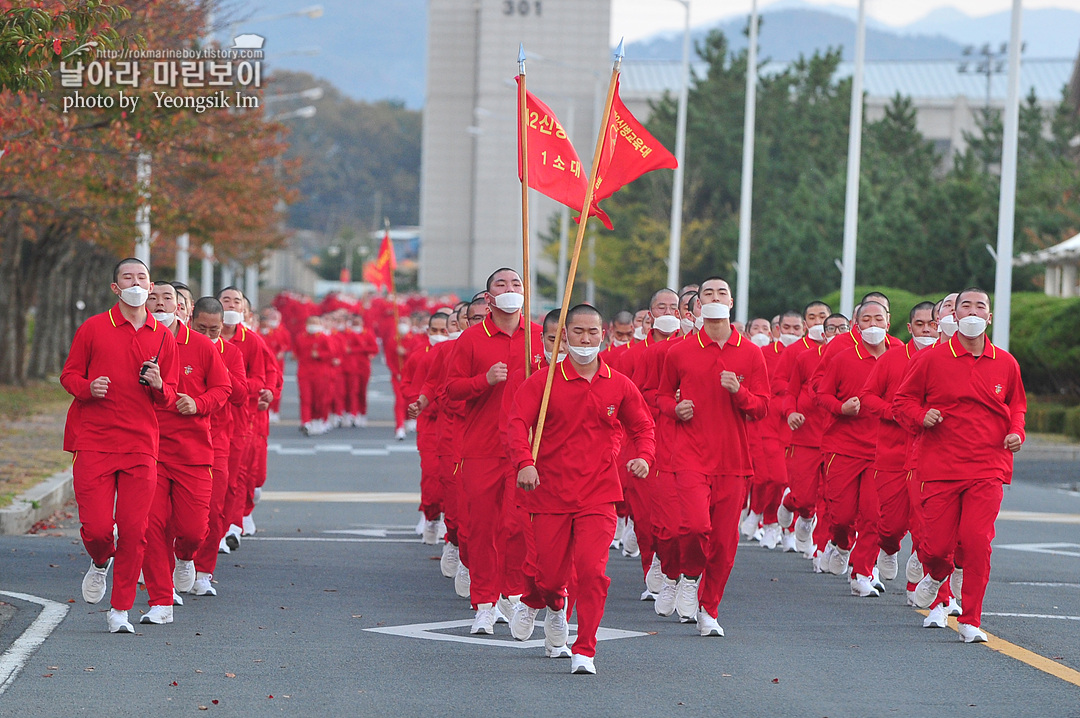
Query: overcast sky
612 0 1080 42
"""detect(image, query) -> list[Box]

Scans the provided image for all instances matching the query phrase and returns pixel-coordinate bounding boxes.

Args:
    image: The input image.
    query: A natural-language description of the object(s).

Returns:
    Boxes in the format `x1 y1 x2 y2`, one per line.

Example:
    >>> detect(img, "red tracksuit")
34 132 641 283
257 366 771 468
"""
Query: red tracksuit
346 329 379 417
506 358 655 658
781 344 832 552
144 322 231 606
295 330 332 424
816 339 889 579
260 325 291 413
748 341 789 524
445 314 542 607
609 332 663 521
194 336 247 576
224 324 266 531
245 334 282 515
420 340 466 552
60 305 179 611
657 329 768 619
404 343 444 521
893 335 1026 627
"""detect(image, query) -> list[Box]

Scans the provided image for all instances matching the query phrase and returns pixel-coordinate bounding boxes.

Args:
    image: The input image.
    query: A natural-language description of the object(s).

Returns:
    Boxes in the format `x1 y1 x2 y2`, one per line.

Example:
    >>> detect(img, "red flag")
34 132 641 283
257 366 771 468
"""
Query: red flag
516 78 612 230
363 230 397 291
589 77 678 221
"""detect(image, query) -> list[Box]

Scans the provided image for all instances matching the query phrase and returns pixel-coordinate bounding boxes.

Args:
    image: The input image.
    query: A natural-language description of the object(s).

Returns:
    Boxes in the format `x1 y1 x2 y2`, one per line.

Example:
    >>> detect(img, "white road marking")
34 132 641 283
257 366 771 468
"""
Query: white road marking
245 537 420 543
259 491 421 503
997 511 1080 525
0 591 69 697
996 543 1080 558
323 529 418 538
364 619 648 648
983 612 1080 621
1008 582 1080 588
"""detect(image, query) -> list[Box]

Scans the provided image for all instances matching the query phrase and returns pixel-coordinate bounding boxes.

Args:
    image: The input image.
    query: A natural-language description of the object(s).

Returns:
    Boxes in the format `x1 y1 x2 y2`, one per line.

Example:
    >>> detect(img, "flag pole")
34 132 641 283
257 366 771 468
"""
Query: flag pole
386 218 403 375
518 44 533 378
531 40 624 460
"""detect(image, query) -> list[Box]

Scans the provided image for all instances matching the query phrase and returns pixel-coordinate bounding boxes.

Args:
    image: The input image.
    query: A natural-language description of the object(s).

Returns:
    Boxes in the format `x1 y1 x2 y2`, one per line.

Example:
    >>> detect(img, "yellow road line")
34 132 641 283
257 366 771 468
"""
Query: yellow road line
997 510 1080 524
259 491 421 503
918 610 1080 688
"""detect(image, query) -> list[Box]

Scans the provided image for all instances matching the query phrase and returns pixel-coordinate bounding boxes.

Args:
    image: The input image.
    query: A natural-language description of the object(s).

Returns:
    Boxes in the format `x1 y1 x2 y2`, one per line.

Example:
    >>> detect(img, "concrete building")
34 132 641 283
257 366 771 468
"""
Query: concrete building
419 0 610 295
1015 233 1080 298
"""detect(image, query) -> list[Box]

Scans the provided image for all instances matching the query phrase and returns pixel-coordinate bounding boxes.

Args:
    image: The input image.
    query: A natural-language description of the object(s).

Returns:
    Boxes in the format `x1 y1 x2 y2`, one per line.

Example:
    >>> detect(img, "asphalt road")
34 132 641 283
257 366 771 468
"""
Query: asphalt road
1 358 1079 717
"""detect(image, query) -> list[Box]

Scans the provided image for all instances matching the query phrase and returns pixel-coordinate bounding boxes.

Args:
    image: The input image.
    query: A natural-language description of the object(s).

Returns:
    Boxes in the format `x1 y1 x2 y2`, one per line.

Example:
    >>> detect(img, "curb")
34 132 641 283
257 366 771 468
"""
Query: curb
0 469 74 535
1016 446 1080 462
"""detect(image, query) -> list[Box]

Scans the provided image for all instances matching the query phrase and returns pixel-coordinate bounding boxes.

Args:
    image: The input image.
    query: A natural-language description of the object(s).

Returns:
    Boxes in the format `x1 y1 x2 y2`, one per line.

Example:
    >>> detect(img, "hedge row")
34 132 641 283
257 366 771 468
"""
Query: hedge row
816 287 1080 399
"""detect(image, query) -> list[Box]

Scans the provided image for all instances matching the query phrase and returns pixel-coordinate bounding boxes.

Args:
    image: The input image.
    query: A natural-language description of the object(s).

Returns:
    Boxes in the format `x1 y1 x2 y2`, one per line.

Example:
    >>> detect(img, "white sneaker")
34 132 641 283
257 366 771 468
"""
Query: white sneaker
81 558 111 604
225 525 241 551
611 516 626 549
781 529 798 553
570 654 596 675
544 608 569 648
269 411 280 424
253 487 262 505
655 576 678 616
140 605 174 624
950 568 964 600
850 574 881 597
813 546 832 574
675 576 699 620
621 520 639 558
341 414 354 428
877 550 899 581
905 551 924 583
946 597 962 617
172 591 184 606
107 608 134 633
913 574 945 609
241 514 256 536
777 488 794 528
509 601 539 641
923 604 947 628
828 544 851 576
645 554 663 594
697 609 725 637
440 542 460 578
794 515 815 552
454 563 471 598
870 567 886 594
395 427 406 441
470 603 497 635
172 559 196 593
740 510 762 540
191 572 217 596
640 590 658 601
421 519 440 545
957 623 987 643
331 414 343 428
495 595 519 624
218 537 231 555
546 644 572 659
906 590 916 607
406 419 417 433
357 414 368 428
759 523 781 550
414 514 425 535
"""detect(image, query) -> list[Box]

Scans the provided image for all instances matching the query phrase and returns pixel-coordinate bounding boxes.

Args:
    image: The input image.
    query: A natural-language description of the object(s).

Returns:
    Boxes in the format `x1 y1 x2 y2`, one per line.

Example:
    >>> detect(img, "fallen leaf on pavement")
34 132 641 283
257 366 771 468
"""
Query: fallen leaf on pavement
225 673 236 678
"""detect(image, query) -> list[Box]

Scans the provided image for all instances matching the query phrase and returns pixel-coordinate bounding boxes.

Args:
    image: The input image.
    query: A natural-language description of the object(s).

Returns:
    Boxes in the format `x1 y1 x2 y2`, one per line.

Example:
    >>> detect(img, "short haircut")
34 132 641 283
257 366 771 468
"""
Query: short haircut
216 285 244 300
860 291 890 311
857 300 888 319
780 310 802 323
170 281 191 296
804 300 831 316
113 257 148 284
649 288 678 308
485 268 519 293
699 276 729 289
566 303 602 325
612 310 633 325
543 309 561 331
956 286 990 308
685 293 699 313
679 289 698 308
468 297 488 312
191 296 224 319
825 312 849 324
909 301 935 324
428 312 450 328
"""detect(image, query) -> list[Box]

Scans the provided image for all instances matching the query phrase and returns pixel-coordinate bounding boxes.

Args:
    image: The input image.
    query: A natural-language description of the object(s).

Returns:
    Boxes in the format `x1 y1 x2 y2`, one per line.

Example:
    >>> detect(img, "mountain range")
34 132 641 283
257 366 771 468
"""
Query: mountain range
232 0 1080 107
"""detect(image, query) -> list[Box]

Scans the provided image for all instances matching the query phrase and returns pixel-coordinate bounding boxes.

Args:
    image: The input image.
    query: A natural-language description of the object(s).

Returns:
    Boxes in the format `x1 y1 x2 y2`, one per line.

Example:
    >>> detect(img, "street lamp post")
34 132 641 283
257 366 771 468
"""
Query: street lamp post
175 233 190 284
735 0 758 324
666 0 691 292
201 243 214 295
839 0 867 318
134 152 152 266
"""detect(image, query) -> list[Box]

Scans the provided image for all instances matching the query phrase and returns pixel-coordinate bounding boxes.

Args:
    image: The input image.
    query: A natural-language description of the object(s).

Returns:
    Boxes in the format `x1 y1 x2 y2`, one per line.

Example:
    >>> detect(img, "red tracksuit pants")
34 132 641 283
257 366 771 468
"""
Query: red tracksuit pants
222 433 249 531
676 472 748 619
499 473 528 598
143 462 212 606
823 453 880 578
242 432 268 517
345 369 371 416
783 445 823 521
920 478 1002 627
440 455 462 549
194 443 230 575
461 456 512 607
874 468 910 556
650 470 683 580
623 456 656 575
297 367 327 424
750 437 788 524
520 504 616 658
418 440 443 521
73 451 156 611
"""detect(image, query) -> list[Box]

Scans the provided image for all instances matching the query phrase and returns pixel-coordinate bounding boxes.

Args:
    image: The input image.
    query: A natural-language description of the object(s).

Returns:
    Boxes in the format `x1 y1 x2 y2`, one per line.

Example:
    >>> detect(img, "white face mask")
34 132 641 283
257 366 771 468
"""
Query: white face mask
493 291 525 313
151 311 175 327
653 315 680 334
448 331 462 340
750 333 771 348
119 285 149 308
694 316 704 330
611 339 628 348
957 315 988 338
222 310 243 326
307 325 321 334
807 324 825 342
566 344 601 365
543 348 566 364
913 335 937 350
398 322 411 335
778 333 800 347
861 326 887 346
633 327 647 341
429 334 449 345
680 318 696 334
938 314 958 337
700 302 731 320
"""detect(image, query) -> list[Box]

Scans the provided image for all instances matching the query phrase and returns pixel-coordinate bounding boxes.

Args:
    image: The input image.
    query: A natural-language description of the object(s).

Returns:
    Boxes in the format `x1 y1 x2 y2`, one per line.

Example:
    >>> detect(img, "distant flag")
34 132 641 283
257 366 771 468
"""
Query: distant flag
516 78 613 230
363 229 397 291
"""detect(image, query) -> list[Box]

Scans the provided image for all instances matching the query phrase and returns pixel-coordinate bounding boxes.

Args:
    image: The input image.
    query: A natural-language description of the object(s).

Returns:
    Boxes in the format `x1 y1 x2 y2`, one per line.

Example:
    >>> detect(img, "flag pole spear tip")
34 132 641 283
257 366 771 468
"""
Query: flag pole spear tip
614 37 625 63
518 43 526 64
